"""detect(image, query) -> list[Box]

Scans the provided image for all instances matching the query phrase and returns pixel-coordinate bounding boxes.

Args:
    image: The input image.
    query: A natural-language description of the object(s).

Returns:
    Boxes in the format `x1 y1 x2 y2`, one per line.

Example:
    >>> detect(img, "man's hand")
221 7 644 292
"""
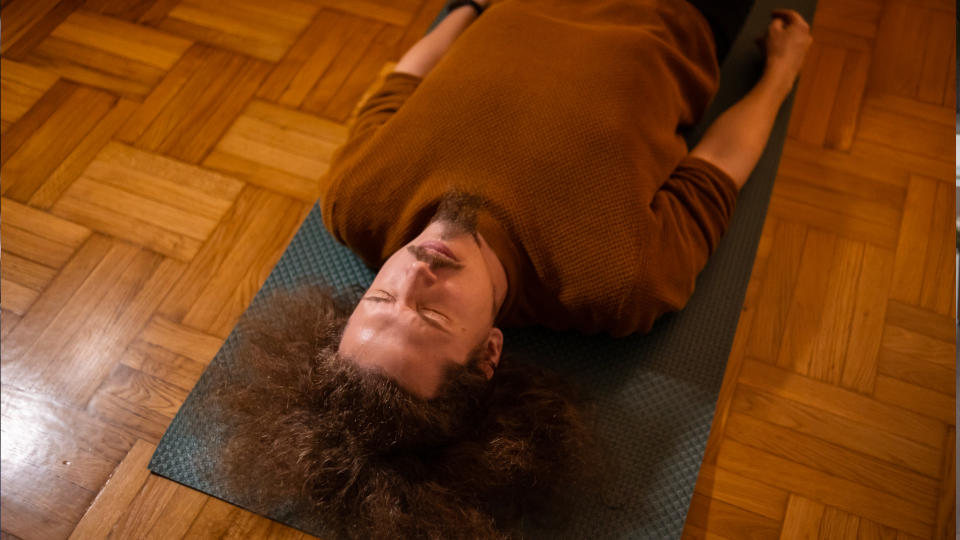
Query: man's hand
755 9 814 93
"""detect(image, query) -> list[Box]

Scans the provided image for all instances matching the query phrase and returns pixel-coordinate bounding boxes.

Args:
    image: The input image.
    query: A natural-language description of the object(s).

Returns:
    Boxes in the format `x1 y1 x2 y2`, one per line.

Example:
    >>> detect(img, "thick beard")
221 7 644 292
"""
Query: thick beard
430 189 486 242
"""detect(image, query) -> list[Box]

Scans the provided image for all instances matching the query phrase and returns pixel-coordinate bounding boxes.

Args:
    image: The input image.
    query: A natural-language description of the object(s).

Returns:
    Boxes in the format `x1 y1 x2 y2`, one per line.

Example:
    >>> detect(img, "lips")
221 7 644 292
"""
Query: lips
419 241 458 262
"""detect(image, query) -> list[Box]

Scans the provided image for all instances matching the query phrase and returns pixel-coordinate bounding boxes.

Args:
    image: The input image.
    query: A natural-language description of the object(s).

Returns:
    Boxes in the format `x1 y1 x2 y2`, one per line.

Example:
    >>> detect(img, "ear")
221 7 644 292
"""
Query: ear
480 327 504 380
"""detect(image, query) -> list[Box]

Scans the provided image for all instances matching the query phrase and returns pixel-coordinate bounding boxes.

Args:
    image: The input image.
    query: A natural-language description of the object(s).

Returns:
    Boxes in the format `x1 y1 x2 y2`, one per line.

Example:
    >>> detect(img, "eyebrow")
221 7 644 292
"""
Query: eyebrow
362 296 454 335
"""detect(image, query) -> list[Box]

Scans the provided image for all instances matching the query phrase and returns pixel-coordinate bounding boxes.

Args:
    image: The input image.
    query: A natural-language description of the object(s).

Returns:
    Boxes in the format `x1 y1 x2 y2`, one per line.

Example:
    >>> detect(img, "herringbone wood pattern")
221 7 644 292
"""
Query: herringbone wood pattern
0 0 954 538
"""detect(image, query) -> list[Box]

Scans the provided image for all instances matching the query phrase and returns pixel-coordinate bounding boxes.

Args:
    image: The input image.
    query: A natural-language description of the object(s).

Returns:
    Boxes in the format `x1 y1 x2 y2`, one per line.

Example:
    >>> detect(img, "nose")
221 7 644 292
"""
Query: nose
397 260 437 306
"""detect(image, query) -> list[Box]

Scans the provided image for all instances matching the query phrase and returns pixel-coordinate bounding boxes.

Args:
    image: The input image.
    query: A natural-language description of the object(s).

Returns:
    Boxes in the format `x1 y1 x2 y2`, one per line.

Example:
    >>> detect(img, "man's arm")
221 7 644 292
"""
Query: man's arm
689 9 813 191
394 1 489 78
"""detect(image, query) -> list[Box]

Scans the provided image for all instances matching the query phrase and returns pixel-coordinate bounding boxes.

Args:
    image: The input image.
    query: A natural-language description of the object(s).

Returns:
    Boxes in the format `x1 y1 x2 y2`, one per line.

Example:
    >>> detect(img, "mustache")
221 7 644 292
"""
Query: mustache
406 245 465 270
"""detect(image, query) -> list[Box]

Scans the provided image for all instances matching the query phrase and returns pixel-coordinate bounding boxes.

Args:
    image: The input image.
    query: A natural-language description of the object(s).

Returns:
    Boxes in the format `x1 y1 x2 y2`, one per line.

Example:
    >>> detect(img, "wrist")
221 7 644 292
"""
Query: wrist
759 65 796 102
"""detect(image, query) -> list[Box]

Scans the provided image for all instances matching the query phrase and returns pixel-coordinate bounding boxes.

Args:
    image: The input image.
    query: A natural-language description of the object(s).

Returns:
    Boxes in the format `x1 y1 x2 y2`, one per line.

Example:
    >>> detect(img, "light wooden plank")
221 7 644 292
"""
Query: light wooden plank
51 193 203 261
918 180 955 316
256 9 360 105
878 346 954 396
792 42 846 146
155 187 301 326
880 324 953 369
13 244 155 402
31 36 167 88
182 497 243 538
162 0 316 62
322 24 406 123
873 375 955 424
203 149 324 202
890 175 941 305
25 43 156 99
1 386 137 493
81 157 235 220
138 316 223 365
779 495 824 540
2 196 91 246
841 244 894 393
51 10 192 69
684 492 781 540
120 340 206 391
97 141 243 200
865 92 955 127
115 44 209 143
1 85 116 202
849 142 953 187
0 58 59 114
694 464 789 521
247 99 349 141
310 0 413 27
180 194 305 334
916 11 954 105
745 220 807 362
107 473 177 537
934 427 955 539
0 247 57 291
2 80 77 166
2 310 22 339
28 98 138 210
812 0 882 39
775 228 837 374
0 0 62 56
91 363 190 420
819 507 860 539
0 222 79 269
717 440 933 538
141 481 208 539
773 173 902 231
868 0 928 97
857 518 898 539
1 234 113 365
825 48 871 150
739 359 945 448
216 128 330 179
731 386 942 478
1 458 94 540
66 176 218 240
806 237 864 383
300 18 386 116
767 194 900 249
725 412 939 509
1 279 40 315
857 99 954 162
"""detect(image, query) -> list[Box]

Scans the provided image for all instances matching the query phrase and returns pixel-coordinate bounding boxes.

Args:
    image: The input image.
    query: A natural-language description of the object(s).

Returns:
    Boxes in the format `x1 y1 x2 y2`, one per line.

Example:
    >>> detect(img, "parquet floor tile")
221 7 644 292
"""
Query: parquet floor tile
23 10 192 99
0 59 58 133
154 0 318 62
204 100 348 201
49 141 243 260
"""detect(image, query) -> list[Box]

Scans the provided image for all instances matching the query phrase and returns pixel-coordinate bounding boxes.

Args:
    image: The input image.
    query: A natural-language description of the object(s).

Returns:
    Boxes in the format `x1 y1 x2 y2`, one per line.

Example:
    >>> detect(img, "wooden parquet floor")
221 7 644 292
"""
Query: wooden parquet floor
0 0 955 538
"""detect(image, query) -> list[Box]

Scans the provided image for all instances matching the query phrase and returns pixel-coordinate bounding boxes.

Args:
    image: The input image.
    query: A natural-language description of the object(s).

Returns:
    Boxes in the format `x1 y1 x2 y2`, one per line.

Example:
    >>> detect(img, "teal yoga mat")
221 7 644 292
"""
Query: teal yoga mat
149 0 817 537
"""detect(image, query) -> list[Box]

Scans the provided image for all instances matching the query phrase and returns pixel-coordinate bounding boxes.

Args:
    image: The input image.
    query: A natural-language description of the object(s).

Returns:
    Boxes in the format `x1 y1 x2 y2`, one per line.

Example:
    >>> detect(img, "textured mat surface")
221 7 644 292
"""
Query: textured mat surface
149 0 818 537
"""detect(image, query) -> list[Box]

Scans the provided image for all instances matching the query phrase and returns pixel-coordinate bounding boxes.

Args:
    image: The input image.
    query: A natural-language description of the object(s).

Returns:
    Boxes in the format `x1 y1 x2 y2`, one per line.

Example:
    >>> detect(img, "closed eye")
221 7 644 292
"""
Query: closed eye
362 290 453 334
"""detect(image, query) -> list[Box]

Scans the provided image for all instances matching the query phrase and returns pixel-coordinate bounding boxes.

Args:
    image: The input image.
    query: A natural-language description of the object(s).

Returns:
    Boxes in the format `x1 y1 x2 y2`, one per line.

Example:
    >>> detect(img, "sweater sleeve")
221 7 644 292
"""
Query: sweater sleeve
319 70 422 227
632 155 739 332
347 70 423 141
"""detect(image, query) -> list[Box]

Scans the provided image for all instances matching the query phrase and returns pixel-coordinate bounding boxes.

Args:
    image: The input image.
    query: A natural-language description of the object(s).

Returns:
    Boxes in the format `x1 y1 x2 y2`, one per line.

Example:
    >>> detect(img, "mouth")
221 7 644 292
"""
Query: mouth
419 241 458 263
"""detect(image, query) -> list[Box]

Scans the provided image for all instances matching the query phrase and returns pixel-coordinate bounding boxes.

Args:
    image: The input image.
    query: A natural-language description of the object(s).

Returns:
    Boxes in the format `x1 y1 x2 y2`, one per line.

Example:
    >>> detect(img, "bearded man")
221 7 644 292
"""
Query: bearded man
215 1 813 538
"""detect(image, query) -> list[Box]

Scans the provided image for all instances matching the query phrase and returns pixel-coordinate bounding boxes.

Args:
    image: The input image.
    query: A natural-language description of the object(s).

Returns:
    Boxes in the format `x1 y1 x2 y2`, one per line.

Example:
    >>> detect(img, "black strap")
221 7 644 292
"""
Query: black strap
446 0 485 16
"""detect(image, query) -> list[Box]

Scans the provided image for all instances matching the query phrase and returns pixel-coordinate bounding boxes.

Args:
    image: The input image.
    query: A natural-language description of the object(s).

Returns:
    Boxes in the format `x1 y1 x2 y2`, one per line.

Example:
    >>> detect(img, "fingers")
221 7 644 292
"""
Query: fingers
770 8 810 30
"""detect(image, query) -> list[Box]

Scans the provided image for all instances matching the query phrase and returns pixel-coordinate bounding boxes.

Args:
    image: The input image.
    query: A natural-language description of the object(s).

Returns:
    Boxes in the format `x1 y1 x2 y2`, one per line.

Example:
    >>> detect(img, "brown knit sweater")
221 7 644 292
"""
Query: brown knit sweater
319 0 739 337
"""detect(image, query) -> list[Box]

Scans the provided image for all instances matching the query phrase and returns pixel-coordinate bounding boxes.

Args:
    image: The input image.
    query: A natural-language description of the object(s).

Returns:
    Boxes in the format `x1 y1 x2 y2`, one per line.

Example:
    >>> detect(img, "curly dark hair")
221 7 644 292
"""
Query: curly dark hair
210 283 605 539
